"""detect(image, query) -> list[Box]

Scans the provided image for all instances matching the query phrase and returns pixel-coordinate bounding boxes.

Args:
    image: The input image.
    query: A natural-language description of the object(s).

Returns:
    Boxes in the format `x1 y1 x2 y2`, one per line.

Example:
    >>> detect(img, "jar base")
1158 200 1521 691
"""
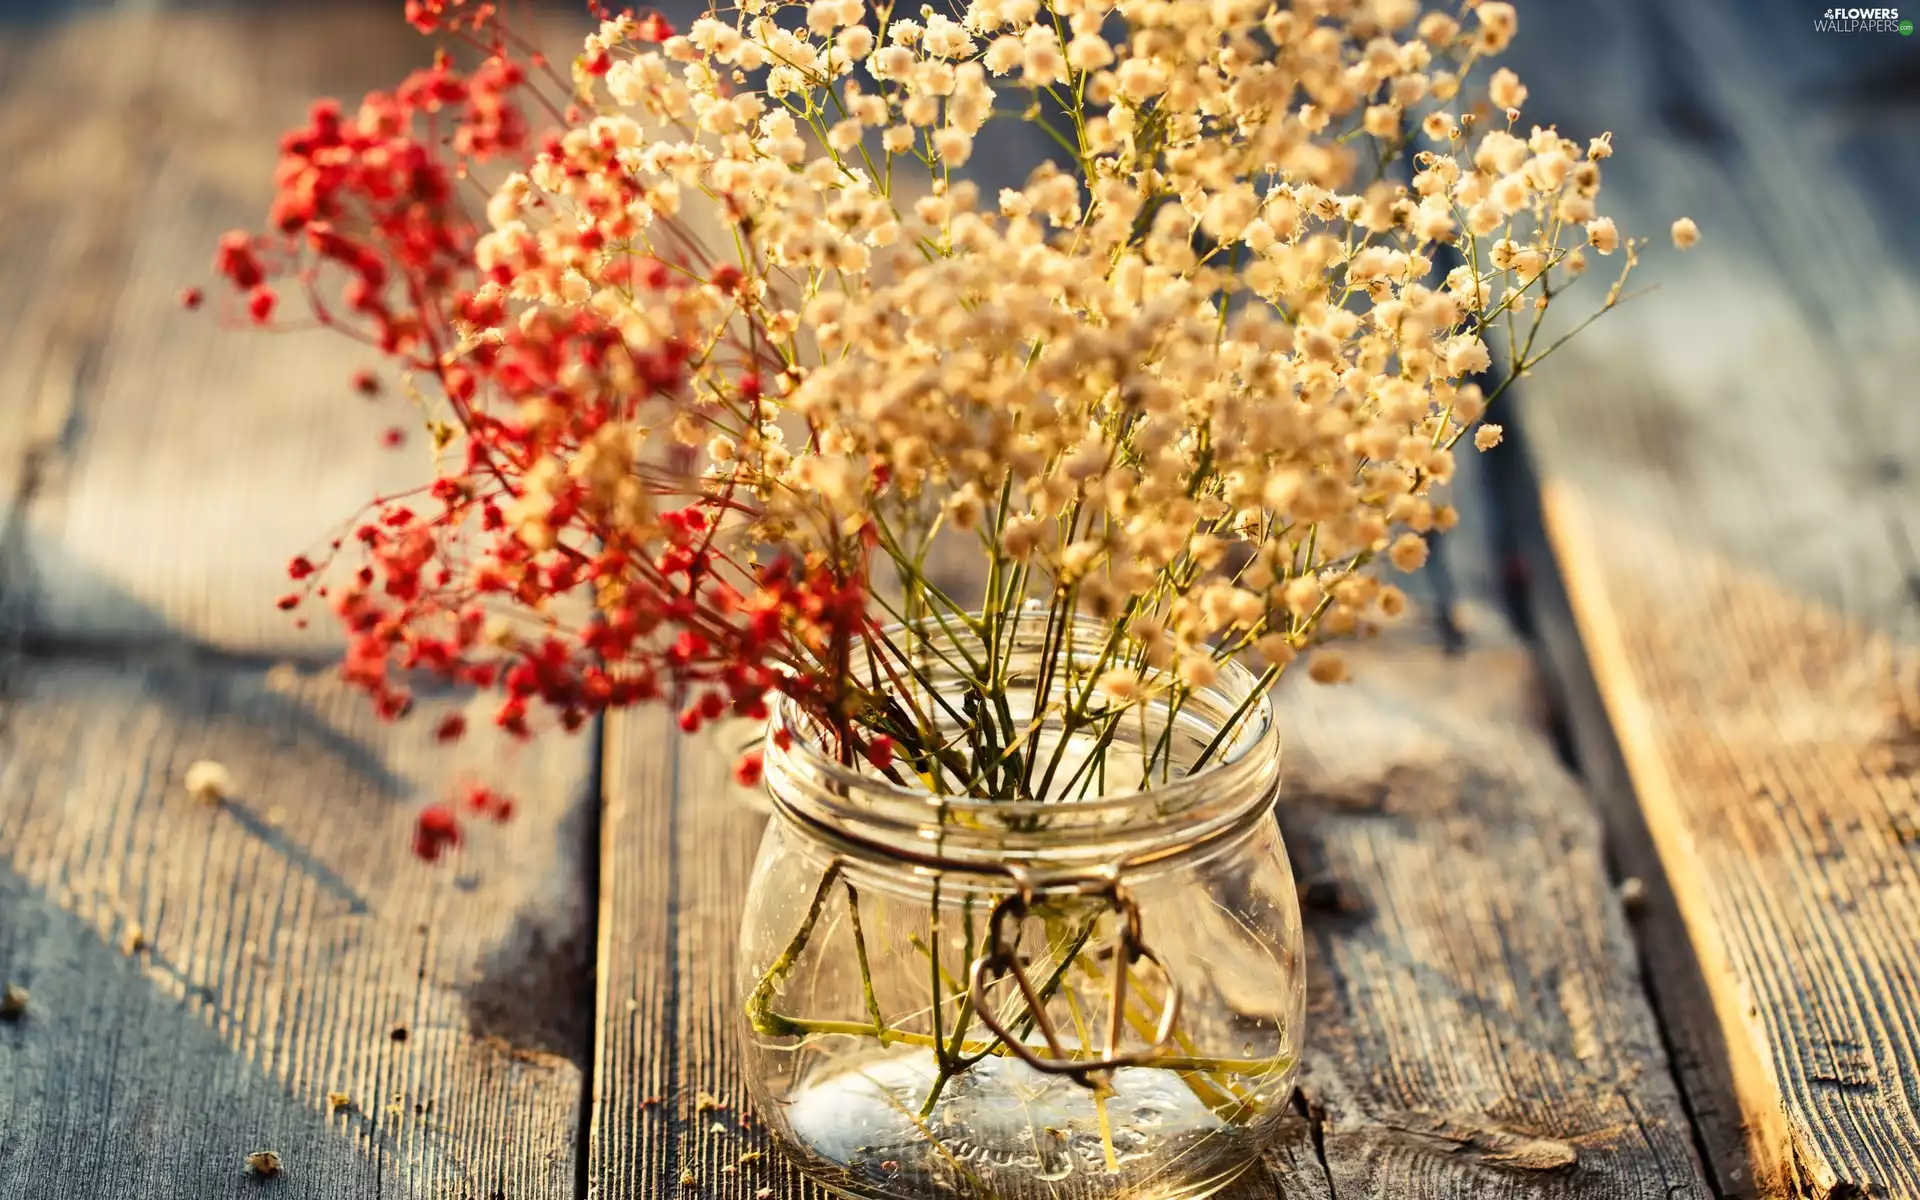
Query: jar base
768 1047 1272 1200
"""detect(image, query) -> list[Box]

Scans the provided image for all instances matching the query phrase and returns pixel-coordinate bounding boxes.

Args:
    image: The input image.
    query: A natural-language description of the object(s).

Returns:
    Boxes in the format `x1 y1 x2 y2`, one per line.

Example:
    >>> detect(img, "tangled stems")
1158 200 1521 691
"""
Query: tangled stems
748 862 1290 1125
754 1014 1292 1080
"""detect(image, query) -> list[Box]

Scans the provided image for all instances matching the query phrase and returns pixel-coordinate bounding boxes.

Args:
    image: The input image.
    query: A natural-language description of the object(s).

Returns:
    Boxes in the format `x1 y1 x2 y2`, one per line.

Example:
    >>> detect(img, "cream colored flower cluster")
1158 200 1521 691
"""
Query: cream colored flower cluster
469 0 1664 756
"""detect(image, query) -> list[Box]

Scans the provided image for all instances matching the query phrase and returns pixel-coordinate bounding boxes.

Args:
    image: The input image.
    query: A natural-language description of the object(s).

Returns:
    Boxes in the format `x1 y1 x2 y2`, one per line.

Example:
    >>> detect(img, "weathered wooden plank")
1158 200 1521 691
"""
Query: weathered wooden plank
1489 418 1767 1199
0 652 595 1199
588 705 683 1200
0 7 438 657
0 8 165 630
591 457 1708 1197
1285 455 1703 1197
0 10 602 1196
1506 0 1920 1194
1278 613 1706 1198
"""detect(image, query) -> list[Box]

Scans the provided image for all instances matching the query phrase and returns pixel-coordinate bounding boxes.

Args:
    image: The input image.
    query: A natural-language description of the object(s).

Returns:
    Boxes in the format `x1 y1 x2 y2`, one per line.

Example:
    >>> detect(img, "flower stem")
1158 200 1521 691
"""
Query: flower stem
1063 987 1121 1172
919 895 979 1117
1074 952 1261 1121
1183 664 1281 776
845 879 893 1044
747 862 843 1038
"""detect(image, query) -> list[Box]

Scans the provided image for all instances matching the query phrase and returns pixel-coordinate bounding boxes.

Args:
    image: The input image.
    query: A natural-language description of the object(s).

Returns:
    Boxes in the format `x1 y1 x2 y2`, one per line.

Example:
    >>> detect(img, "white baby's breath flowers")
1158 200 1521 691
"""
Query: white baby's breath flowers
185 760 234 804
462 0 1663 774
1586 216 1620 254
1308 653 1351 685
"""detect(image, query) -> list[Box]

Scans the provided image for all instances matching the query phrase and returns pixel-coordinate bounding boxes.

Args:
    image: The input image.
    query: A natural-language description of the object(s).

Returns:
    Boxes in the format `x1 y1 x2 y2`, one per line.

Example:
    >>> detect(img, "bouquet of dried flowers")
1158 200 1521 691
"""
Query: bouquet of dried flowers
199 1 1699 1185
200 0 1680 840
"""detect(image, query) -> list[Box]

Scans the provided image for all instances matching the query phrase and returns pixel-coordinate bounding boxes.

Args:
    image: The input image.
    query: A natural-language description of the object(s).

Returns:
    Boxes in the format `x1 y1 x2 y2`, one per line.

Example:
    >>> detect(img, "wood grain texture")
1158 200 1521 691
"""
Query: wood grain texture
1488 416 1767 1199
0 11 602 1198
0 653 596 1199
1507 0 1920 1194
1278 613 1706 1199
0 7 165 633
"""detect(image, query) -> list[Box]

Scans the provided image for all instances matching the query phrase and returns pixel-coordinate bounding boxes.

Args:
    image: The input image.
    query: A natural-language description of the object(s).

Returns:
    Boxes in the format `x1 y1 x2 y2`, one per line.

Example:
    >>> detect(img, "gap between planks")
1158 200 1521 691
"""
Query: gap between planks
1507 0 1920 1194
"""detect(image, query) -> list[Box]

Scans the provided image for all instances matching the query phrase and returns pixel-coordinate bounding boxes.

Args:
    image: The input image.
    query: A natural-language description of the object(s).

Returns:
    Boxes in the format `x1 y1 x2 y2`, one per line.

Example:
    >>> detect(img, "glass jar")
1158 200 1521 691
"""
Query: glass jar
737 617 1304 1200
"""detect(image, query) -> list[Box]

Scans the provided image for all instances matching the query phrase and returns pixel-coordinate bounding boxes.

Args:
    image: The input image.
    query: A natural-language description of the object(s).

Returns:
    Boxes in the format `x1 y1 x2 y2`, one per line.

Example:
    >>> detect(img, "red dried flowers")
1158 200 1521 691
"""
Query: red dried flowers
205 3 874 859
412 804 461 861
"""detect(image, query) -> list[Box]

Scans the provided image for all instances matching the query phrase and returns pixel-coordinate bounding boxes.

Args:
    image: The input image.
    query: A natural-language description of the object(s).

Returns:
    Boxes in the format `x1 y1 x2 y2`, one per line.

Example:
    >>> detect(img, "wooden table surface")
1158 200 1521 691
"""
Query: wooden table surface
2 2 1917 1197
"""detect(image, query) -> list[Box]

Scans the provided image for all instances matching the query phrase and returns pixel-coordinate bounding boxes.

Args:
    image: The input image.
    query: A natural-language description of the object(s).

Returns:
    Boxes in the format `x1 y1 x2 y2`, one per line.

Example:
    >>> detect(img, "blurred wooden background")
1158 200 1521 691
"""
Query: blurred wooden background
2 1 1918 1198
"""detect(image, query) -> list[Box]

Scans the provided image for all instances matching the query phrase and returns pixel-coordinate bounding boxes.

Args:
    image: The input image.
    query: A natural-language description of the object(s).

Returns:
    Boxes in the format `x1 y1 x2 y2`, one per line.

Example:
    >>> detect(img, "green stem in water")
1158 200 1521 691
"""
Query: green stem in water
1063 986 1121 1172
1074 952 1258 1122
747 862 843 1038
926 875 946 1076
920 897 980 1117
950 911 1100 1070
746 862 1283 1129
845 879 893 1044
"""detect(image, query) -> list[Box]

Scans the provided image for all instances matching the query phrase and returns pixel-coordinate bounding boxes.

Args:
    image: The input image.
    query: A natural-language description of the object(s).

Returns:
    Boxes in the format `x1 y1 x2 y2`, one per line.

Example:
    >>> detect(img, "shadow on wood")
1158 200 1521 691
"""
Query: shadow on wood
0 653 597 1200
0 869 381 1199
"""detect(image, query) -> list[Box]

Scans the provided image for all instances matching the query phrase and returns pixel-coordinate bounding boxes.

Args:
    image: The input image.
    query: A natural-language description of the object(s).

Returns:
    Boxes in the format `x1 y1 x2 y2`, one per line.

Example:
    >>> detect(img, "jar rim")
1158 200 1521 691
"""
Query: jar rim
761 612 1280 868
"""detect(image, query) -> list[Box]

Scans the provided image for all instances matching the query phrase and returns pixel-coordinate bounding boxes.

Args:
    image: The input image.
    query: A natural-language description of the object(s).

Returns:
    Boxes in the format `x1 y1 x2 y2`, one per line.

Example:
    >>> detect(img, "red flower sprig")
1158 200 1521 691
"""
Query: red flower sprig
202 3 876 857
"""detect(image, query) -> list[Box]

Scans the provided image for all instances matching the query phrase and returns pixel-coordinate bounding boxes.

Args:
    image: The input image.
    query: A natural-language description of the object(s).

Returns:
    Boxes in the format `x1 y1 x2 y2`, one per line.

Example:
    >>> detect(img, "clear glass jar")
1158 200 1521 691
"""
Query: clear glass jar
737 618 1304 1200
